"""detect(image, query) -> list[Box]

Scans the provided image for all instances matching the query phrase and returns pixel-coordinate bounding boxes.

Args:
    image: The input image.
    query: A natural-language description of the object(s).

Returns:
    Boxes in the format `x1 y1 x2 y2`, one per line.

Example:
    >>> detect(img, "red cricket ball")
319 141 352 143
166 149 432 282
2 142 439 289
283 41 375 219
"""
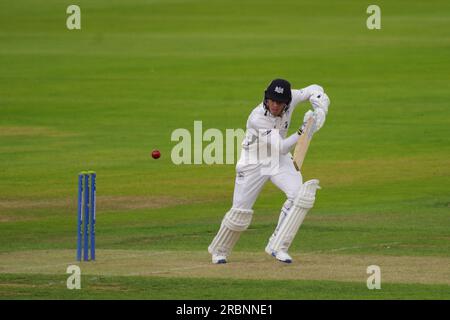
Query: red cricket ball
151 150 161 159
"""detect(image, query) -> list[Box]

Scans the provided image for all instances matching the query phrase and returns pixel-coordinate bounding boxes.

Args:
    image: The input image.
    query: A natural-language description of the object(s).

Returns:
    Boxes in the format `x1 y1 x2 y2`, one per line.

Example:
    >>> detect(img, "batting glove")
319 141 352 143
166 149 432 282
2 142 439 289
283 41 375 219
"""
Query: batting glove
309 92 330 115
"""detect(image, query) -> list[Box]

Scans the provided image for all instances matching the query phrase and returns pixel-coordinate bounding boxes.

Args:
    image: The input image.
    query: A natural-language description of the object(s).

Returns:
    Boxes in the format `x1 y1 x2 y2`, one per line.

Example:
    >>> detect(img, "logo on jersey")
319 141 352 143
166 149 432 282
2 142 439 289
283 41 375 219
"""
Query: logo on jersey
274 86 284 94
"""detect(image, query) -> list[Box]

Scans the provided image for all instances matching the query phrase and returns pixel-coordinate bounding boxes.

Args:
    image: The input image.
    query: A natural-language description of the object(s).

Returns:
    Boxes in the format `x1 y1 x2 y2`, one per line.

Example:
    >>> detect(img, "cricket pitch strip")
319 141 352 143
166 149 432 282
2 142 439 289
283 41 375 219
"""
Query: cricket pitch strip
0 249 449 285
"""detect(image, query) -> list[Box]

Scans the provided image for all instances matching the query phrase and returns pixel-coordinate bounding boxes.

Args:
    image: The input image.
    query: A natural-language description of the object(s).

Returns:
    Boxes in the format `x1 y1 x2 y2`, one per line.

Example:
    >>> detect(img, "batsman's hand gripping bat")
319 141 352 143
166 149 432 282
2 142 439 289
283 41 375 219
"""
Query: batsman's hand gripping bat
292 115 316 171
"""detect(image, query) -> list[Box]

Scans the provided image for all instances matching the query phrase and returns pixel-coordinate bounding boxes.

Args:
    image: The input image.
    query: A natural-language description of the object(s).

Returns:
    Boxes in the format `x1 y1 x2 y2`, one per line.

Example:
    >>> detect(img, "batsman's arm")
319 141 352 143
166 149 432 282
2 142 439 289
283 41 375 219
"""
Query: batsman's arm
259 122 308 155
290 84 324 107
280 131 302 154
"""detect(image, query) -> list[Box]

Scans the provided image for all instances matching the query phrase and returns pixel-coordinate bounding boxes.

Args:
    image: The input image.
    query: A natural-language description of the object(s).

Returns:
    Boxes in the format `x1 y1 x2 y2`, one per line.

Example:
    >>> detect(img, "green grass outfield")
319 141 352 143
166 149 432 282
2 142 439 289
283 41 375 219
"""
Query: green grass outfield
0 0 449 299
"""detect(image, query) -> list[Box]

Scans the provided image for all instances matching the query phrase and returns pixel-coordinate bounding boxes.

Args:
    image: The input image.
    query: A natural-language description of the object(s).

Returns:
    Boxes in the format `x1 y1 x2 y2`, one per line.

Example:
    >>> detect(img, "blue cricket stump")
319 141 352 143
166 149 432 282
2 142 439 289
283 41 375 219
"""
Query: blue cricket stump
89 171 96 261
83 173 89 261
77 171 96 261
77 174 83 261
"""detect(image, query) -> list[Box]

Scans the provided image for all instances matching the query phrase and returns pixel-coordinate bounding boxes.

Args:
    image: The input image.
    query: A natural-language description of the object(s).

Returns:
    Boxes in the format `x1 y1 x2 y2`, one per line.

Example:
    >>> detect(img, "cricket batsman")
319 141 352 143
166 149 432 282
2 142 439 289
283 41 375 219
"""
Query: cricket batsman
208 79 330 264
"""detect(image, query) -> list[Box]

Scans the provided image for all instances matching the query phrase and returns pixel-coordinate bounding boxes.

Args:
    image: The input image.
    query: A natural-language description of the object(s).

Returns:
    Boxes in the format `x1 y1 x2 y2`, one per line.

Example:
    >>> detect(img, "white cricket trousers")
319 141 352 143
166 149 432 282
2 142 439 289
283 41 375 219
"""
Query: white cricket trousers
232 154 303 209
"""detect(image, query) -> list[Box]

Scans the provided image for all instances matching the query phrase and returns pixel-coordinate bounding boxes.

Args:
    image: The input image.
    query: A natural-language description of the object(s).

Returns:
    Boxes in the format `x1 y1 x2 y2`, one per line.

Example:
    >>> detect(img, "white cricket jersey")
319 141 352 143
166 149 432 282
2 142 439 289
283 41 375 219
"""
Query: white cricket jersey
236 85 323 172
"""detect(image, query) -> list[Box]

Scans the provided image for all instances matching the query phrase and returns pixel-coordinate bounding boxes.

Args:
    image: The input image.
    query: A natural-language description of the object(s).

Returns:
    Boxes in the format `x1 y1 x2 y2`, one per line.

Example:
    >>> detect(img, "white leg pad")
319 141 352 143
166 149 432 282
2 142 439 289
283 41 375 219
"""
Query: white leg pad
270 179 320 254
208 208 253 257
267 199 293 248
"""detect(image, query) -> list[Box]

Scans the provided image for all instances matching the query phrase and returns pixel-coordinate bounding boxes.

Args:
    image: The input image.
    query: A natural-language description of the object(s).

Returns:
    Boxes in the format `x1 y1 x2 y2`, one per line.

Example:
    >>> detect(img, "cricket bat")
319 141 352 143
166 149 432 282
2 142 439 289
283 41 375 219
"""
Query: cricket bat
292 115 316 171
